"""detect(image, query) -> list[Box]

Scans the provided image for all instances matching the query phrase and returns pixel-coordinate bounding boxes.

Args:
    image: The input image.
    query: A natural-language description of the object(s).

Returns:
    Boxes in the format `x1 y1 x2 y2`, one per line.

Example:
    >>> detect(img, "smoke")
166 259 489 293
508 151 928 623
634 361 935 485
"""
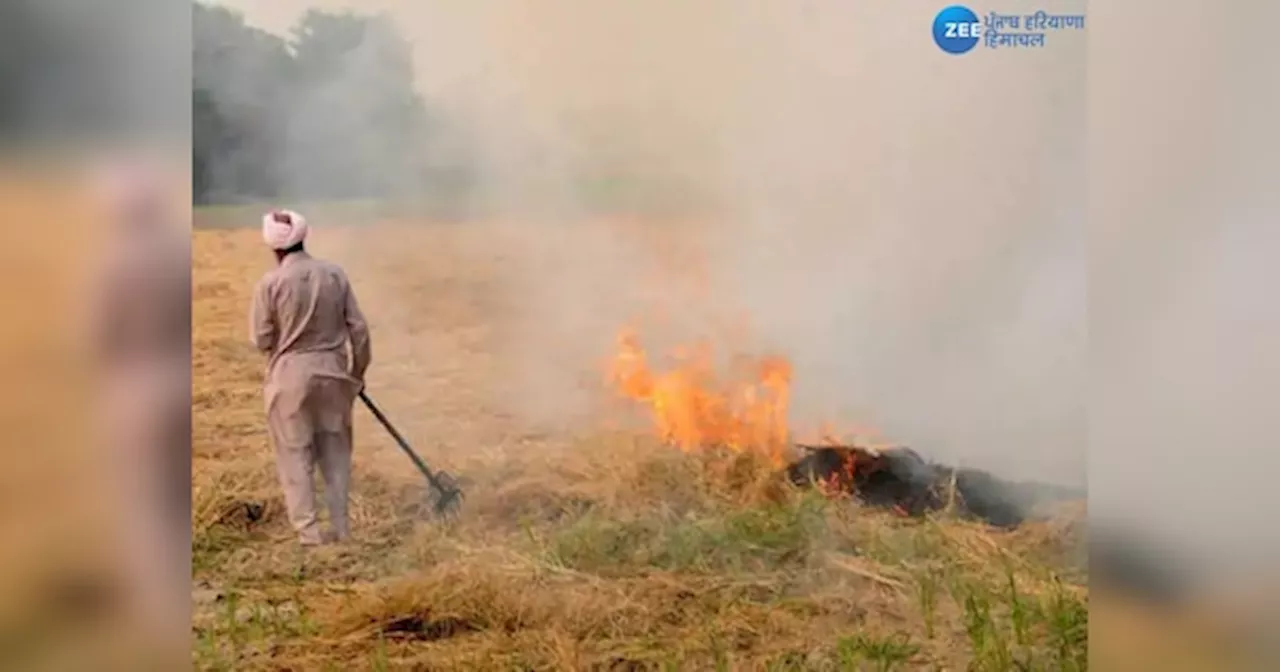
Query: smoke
1091 0 1280 586
218 0 1085 486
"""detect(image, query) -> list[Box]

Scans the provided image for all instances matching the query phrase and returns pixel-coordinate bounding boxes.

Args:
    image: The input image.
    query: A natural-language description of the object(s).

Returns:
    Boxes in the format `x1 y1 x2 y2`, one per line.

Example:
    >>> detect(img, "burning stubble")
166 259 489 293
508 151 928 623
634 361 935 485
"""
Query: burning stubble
608 327 793 466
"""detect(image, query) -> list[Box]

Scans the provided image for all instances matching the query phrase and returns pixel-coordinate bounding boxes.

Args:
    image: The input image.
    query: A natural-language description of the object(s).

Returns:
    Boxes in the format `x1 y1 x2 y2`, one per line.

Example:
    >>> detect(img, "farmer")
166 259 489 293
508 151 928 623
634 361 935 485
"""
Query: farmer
250 210 372 546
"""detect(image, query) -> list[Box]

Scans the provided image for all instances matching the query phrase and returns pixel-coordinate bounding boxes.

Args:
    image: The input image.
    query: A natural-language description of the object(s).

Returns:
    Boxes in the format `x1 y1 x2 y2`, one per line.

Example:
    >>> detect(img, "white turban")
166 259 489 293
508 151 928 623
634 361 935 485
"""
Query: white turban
262 209 308 250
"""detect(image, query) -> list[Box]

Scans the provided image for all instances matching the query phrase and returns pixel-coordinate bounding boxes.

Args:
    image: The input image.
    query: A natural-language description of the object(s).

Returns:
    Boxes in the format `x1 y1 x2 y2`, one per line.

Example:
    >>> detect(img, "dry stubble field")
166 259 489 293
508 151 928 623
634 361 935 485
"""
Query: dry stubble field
191 209 1088 671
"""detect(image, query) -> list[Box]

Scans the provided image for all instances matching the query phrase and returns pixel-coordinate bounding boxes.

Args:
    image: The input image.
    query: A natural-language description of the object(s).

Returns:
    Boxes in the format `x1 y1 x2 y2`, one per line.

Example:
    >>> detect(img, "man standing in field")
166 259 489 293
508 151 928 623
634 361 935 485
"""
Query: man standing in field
251 210 372 546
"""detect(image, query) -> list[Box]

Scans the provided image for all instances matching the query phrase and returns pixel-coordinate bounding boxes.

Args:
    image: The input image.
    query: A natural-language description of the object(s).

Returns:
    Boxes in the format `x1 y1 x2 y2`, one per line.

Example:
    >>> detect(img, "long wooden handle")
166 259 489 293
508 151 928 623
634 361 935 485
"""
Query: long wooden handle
358 390 441 486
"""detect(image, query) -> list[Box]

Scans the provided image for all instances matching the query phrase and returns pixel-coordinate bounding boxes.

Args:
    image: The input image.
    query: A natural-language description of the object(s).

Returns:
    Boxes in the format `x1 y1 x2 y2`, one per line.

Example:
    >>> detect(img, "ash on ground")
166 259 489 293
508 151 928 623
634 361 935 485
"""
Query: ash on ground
784 444 1085 528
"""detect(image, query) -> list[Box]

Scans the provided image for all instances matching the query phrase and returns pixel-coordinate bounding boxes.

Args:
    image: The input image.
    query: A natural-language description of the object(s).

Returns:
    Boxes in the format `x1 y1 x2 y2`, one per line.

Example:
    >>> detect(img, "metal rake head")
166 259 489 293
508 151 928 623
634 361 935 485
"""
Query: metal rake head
427 470 465 518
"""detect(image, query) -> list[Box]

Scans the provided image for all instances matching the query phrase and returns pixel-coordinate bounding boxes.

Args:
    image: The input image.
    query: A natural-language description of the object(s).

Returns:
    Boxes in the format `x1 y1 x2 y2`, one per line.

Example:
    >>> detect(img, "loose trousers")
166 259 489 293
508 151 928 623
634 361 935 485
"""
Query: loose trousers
265 353 357 545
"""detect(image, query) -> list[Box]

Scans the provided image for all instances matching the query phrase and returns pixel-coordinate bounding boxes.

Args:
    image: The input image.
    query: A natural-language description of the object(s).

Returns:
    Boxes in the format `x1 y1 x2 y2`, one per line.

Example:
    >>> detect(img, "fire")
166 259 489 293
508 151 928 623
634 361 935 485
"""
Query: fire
608 327 793 465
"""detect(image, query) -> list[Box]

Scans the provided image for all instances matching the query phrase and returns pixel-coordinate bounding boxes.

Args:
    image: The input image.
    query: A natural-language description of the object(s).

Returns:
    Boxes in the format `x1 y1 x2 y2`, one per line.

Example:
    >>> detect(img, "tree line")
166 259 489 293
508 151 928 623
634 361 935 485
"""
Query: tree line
194 3 452 206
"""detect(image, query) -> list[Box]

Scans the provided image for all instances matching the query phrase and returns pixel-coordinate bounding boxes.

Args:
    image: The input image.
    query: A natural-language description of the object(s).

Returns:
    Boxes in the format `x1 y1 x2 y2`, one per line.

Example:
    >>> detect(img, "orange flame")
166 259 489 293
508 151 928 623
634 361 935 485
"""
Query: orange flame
608 327 792 466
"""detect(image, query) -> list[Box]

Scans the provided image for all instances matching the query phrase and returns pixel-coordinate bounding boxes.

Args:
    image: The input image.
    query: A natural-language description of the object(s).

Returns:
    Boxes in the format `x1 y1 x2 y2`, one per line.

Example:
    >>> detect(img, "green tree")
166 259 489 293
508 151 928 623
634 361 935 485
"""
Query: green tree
192 3 432 204
192 2 295 203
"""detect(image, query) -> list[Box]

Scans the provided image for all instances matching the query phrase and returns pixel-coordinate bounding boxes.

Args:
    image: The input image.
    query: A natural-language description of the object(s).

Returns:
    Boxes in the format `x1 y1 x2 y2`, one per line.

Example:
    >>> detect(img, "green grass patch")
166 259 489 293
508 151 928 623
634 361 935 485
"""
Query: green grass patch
545 494 831 575
193 590 320 671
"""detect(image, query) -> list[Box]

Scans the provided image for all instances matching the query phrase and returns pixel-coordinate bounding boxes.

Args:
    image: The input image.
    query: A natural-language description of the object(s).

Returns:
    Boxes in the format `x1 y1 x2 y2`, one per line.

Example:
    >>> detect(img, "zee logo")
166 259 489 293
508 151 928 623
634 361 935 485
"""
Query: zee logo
945 20 981 39
933 5 982 55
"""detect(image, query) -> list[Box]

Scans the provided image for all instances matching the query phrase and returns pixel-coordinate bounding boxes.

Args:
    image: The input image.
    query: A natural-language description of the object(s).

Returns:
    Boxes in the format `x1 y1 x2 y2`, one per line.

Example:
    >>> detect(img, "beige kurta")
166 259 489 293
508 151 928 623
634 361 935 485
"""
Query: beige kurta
249 251 371 544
